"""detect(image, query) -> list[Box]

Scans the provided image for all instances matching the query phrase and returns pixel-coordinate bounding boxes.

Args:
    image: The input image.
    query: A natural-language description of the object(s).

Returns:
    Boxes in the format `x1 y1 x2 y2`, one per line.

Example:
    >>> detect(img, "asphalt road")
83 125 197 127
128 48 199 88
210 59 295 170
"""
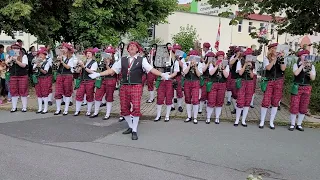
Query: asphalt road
0 110 319 180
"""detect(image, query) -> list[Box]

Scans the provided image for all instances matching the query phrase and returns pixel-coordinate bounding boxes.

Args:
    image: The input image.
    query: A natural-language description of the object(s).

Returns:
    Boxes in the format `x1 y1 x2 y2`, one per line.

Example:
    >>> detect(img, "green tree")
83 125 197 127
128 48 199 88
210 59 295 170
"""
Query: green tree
208 0 320 35
172 24 200 53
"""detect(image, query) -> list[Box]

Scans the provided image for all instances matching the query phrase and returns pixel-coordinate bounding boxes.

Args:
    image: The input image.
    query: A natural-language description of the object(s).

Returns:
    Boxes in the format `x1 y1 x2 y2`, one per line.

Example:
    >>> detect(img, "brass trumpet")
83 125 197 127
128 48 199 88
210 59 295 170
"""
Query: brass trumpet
304 61 312 74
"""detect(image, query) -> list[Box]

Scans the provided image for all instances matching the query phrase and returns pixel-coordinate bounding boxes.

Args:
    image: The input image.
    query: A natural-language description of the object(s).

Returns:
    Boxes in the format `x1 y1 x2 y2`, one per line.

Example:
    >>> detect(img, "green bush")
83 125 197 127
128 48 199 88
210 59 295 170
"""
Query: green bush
283 62 320 115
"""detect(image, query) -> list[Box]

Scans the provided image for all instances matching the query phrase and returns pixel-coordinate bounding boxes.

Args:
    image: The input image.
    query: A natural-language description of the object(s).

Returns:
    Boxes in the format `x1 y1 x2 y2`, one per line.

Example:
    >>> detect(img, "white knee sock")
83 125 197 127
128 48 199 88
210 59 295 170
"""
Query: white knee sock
241 107 249 125
193 105 199 119
290 114 297 126
43 97 48 112
174 90 177 99
206 107 214 119
94 101 101 115
149 91 154 100
215 107 222 120
124 115 133 129
186 104 192 118
37 98 43 111
48 93 53 101
235 107 243 124
87 102 93 113
56 99 62 112
11 96 19 109
166 105 171 118
260 107 268 126
64 97 71 112
227 91 232 102
232 98 237 110
270 107 278 127
156 105 162 119
102 95 106 104
199 101 204 112
106 102 112 117
83 95 87 104
132 116 139 132
178 98 183 107
250 94 255 106
21 96 27 110
297 113 305 126
63 96 66 102
76 101 82 112
171 99 175 108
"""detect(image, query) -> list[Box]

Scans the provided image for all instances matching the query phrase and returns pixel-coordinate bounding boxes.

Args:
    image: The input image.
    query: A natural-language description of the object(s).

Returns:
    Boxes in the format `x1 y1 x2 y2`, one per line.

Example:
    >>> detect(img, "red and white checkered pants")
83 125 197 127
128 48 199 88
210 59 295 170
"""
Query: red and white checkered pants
54 74 73 99
261 78 284 108
175 75 183 98
48 75 53 93
207 82 227 107
120 84 143 116
95 78 117 102
229 78 238 99
290 85 312 114
147 72 156 91
35 76 51 98
199 79 209 101
142 74 147 86
76 80 95 102
157 80 174 105
184 80 200 105
236 80 254 108
226 74 233 91
9 75 28 97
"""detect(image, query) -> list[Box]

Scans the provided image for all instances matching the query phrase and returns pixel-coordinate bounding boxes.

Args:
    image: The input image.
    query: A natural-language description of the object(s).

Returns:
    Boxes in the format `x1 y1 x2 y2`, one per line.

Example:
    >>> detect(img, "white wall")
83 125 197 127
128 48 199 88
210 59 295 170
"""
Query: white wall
0 31 39 50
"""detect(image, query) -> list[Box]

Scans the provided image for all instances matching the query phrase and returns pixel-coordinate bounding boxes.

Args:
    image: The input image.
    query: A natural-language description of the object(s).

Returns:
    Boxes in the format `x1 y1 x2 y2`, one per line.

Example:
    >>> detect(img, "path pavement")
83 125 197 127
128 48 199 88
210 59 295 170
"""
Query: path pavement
0 111 319 180
0 86 319 127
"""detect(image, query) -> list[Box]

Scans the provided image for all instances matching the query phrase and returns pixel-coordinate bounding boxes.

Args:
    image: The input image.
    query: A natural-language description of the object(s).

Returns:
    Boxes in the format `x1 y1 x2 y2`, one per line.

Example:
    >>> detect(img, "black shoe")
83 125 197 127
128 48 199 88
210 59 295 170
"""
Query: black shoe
103 116 110 120
198 111 202 114
259 126 264 129
226 101 231 106
100 103 106 107
41 111 48 114
270 126 275 130
234 123 239 127
288 125 295 131
241 123 248 127
178 106 183 112
174 98 177 103
48 101 53 106
154 117 161 122
122 128 132 134
54 110 61 115
164 117 170 122
250 105 254 108
215 120 220 124
231 109 236 114
184 117 192 123
74 112 80 116
171 107 175 111
61 101 65 105
10 108 17 113
81 103 87 106
63 112 68 116
278 105 281 111
132 132 138 140
205 119 210 124
36 111 42 114
69 102 73 106
296 125 304 131
146 99 154 103
193 119 198 124
119 116 125 122
21 109 27 113
90 114 98 118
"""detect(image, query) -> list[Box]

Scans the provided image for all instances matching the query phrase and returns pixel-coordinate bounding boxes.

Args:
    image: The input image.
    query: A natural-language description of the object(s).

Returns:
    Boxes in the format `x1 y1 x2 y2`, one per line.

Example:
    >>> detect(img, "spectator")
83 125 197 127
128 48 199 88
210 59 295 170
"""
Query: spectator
5 46 11 102
16 39 27 55
0 61 7 104
45 45 54 59
27 46 37 77
0 44 4 61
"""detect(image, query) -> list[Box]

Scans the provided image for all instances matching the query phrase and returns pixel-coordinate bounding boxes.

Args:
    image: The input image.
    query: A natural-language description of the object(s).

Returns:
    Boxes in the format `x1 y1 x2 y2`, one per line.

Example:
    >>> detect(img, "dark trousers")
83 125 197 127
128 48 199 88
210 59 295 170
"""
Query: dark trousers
0 78 8 97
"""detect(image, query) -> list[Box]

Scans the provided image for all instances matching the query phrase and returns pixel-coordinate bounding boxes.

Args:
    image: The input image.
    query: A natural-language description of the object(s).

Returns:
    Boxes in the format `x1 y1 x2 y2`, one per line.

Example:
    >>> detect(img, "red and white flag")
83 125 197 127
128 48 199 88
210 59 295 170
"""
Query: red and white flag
215 19 221 51
258 23 269 38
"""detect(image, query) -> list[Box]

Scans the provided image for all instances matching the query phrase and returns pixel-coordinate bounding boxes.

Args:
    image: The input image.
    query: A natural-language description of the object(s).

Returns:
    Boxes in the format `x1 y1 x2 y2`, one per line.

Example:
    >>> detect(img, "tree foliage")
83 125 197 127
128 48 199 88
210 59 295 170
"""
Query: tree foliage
172 25 200 53
207 0 320 35
0 0 177 47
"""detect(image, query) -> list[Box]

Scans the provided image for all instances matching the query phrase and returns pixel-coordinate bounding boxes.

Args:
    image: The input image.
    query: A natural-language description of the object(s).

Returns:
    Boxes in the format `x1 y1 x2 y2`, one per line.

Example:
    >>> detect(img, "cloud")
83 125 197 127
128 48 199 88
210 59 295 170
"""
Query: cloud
178 0 193 4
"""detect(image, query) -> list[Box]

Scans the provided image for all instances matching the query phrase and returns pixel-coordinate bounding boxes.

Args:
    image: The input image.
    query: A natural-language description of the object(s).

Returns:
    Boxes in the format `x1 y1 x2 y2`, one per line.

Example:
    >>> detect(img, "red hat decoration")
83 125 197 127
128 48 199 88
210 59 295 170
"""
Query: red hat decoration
105 45 115 54
84 48 97 55
188 49 199 56
243 48 253 55
203 42 211 49
127 41 141 52
62 42 75 53
268 43 278 49
216 51 225 57
205 51 215 57
37 47 48 55
173 43 182 51
11 42 22 49
297 50 310 57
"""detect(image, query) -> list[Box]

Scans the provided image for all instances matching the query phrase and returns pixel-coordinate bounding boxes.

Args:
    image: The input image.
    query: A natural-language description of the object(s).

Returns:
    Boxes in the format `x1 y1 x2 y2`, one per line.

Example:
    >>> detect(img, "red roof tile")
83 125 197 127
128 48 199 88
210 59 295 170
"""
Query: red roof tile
236 11 284 22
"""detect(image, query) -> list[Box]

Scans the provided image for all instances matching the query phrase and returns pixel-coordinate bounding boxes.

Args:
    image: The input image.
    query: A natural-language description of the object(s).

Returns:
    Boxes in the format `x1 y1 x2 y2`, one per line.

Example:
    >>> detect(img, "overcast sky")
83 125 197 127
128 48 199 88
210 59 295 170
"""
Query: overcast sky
178 0 192 4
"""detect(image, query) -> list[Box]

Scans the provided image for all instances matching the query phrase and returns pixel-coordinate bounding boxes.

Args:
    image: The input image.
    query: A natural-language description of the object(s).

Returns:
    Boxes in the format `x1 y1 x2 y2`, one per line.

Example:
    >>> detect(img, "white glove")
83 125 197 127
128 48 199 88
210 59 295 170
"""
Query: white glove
160 73 169 80
89 72 101 79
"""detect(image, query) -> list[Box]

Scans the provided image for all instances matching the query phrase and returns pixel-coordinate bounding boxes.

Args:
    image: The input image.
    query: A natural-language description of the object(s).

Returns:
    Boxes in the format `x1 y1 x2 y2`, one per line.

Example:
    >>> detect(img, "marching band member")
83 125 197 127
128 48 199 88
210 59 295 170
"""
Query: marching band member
33 47 51 114
234 48 256 127
289 50 316 131
146 48 156 103
74 48 98 116
45 45 54 106
259 43 286 129
183 49 203 124
91 46 117 119
226 46 237 106
206 51 229 124
54 43 75 115
199 42 212 114
249 44 262 108
229 48 242 114
89 41 169 140
6 43 29 112
154 48 180 122
172 43 184 112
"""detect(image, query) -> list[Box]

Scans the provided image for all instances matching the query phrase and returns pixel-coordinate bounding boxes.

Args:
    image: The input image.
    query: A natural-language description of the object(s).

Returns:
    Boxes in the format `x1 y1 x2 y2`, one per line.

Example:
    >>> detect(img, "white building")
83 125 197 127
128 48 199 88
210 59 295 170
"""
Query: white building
0 31 39 51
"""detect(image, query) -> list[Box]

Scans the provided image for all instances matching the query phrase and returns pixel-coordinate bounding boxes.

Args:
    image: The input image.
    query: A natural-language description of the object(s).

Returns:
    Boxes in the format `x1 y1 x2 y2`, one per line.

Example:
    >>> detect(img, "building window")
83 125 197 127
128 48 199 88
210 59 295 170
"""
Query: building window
19 31 24 36
13 31 17 36
271 24 275 35
248 22 253 33
238 20 242 32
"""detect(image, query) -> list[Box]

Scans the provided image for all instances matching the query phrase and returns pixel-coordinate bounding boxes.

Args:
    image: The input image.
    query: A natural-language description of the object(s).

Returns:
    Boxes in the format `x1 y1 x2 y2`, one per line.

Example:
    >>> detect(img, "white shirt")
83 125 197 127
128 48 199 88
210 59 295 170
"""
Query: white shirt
111 55 153 75
33 60 50 71
22 55 28 64
85 60 98 71
209 64 230 73
293 63 316 76
183 61 203 74
236 60 257 74
263 56 270 69
173 60 180 72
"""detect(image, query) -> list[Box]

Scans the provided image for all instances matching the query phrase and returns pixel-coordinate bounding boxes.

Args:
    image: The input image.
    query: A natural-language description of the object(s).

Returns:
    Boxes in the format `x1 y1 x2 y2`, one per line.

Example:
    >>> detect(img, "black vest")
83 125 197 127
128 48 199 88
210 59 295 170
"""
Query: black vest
265 58 284 79
231 59 239 79
184 62 199 81
209 65 227 83
203 65 210 79
80 60 96 80
102 62 117 79
294 62 311 85
239 62 253 80
39 60 52 77
57 58 72 74
121 56 143 84
9 57 28 76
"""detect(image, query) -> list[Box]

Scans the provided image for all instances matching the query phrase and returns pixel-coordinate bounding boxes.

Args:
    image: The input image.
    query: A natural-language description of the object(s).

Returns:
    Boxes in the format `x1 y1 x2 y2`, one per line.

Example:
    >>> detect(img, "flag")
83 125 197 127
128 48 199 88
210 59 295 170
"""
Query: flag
259 22 269 38
215 19 221 51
